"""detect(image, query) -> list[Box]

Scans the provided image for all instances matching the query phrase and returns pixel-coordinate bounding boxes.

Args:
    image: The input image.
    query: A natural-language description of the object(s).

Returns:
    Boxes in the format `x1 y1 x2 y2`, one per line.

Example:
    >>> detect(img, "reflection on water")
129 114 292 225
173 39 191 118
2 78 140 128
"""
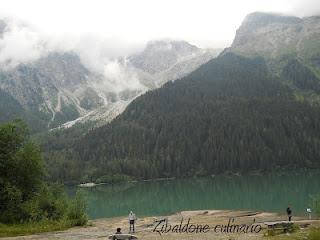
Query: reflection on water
67 171 320 219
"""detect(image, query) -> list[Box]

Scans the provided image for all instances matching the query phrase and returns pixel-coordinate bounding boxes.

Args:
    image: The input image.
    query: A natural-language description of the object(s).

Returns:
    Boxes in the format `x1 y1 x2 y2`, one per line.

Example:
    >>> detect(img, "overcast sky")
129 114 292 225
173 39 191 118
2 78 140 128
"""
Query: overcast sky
1 0 320 49
0 0 319 72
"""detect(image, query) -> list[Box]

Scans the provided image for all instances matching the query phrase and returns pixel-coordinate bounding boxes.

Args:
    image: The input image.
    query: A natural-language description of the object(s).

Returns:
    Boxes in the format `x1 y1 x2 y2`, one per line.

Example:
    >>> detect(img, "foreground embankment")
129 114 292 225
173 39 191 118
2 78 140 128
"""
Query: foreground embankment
1 210 320 240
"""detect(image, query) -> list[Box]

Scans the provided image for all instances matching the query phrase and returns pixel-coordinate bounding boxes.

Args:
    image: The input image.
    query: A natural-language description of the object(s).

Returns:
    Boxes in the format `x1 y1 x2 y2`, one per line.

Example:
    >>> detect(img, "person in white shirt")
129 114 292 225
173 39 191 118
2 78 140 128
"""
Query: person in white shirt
128 211 137 233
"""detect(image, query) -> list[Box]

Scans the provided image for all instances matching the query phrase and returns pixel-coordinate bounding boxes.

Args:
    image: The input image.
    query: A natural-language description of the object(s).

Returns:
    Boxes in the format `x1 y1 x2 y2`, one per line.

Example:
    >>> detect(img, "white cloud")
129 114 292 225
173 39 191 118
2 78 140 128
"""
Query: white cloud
288 0 320 17
0 0 319 70
2 0 318 49
101 60 146 93
0 18 144 71
0 0 318 97
0 18 146 98
0 18 47 68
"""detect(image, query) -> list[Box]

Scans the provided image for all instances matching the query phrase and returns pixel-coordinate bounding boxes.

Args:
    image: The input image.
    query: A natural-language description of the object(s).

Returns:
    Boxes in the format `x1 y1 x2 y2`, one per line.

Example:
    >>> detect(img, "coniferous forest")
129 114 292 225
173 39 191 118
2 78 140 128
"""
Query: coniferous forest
42 53 320 183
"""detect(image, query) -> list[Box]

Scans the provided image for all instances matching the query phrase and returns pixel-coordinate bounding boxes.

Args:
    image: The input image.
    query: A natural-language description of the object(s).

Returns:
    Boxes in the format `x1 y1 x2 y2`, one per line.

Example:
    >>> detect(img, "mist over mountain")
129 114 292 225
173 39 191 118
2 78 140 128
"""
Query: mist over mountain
47 12 320 183
0 18 220 130
129 40 200 74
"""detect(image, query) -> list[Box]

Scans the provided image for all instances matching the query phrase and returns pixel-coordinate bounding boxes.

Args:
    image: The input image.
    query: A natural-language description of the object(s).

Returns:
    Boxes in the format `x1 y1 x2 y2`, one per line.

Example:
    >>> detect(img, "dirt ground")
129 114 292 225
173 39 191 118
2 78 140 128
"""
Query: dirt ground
2 210 320 240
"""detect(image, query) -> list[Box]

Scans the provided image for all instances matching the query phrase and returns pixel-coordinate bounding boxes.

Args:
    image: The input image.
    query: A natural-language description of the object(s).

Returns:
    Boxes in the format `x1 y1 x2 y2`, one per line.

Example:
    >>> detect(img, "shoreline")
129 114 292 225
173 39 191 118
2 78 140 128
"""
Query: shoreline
86 207 311 221
1 209 319 240
74 169 320 188
77 177 177 188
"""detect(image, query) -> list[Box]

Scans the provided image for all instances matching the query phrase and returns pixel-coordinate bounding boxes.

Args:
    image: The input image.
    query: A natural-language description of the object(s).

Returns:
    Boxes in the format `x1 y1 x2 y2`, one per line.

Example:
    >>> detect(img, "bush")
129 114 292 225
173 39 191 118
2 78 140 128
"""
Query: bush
21 185 88 226
0 182 23 223
308 228 320 240
0 120 45 223
21 184 68 222
67 191 88 226
0 120 88 230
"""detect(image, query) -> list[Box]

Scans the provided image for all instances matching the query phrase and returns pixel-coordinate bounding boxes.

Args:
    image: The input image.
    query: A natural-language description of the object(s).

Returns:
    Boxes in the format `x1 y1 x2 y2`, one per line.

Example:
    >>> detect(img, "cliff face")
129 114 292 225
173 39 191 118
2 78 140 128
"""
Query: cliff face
129 40 201 74
226 12 320 97
0 52 101 129
230 12 320 61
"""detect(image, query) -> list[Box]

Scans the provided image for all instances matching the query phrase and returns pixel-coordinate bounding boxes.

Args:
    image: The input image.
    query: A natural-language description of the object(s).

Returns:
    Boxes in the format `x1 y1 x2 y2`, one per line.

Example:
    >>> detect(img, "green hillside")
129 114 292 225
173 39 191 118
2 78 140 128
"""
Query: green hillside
55 53 320 181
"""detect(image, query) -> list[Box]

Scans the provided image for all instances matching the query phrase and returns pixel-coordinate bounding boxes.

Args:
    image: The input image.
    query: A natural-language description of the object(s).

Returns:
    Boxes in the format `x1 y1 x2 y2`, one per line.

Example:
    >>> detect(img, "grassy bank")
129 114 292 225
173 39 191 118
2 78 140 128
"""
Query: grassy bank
0 219 82 237
270 227 320 240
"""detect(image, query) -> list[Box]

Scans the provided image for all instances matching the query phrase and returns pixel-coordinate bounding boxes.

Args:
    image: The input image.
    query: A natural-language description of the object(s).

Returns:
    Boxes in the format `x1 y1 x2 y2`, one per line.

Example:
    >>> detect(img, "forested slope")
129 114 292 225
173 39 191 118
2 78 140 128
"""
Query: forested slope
70 53 320 180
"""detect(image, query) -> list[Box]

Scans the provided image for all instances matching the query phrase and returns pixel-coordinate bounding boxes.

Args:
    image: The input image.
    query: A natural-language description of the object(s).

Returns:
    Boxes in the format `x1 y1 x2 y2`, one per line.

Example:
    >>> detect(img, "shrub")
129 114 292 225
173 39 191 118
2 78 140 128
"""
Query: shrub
308 228 320 240
0 120 88 228
21 184 68 222
67 191 88 226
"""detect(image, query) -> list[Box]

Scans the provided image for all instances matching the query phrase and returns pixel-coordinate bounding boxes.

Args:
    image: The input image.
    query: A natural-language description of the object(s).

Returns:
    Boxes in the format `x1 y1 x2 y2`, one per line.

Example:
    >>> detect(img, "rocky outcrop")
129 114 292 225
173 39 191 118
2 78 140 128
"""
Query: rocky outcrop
230 12 320 60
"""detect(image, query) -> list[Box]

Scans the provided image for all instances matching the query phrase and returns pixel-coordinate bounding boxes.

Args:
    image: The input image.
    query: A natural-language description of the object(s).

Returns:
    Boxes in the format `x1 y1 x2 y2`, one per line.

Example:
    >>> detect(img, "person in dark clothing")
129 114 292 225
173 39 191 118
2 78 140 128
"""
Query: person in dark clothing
286 206 292 221
112 228 122 240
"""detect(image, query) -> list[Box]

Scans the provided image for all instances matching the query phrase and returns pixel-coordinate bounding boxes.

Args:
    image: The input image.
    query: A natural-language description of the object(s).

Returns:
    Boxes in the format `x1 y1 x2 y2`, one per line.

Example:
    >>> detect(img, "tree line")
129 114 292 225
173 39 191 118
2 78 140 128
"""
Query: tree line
43 54 320 182
0 119 87 231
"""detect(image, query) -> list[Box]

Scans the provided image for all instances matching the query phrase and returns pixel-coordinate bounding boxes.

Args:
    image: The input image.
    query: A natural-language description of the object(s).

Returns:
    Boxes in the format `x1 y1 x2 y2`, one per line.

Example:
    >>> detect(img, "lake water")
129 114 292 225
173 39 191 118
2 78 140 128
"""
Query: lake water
68 171 320 219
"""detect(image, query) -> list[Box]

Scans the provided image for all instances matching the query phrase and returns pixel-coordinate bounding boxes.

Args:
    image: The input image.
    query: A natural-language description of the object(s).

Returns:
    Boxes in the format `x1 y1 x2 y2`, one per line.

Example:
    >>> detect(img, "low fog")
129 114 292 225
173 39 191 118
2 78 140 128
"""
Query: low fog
0 0 319 93
290 0 320 17
0 17 147 93
0 18 144 71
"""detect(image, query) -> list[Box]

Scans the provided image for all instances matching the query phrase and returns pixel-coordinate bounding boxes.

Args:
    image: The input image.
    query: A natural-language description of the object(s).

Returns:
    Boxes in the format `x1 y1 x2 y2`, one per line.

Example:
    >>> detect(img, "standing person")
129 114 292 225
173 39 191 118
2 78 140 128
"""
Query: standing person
128 211 137 233
307 207 312 220
286 205 292 221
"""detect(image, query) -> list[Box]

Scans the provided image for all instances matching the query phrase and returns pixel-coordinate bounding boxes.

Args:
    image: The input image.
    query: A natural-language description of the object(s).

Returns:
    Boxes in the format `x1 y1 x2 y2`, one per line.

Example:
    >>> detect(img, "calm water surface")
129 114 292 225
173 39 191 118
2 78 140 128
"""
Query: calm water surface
68 171 320 219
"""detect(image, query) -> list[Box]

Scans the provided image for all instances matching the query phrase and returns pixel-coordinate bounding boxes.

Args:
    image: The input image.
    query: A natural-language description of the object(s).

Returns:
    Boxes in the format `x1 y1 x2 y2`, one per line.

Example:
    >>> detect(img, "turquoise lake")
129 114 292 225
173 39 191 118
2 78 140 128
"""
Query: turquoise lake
68 171 320 219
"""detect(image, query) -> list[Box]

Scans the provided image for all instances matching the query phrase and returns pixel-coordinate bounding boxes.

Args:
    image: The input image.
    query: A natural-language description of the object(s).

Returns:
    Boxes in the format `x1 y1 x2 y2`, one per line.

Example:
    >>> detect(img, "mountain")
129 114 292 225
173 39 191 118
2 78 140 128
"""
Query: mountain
129 40 200 74
227 12 320 80
127 40 218 87
0 52 103 130
44 12 320 183
0 26 219 131
60 40 219 128
224 12 320 104
229 12 320 60
49 53 318 183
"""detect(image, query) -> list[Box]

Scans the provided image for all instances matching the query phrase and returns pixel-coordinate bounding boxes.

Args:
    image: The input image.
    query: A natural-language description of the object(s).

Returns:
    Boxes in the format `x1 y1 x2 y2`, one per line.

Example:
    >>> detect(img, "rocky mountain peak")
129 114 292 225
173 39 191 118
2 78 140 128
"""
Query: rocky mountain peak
144 40 199 54
129 40 201 74
241 12 301 29
230 12 320 59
